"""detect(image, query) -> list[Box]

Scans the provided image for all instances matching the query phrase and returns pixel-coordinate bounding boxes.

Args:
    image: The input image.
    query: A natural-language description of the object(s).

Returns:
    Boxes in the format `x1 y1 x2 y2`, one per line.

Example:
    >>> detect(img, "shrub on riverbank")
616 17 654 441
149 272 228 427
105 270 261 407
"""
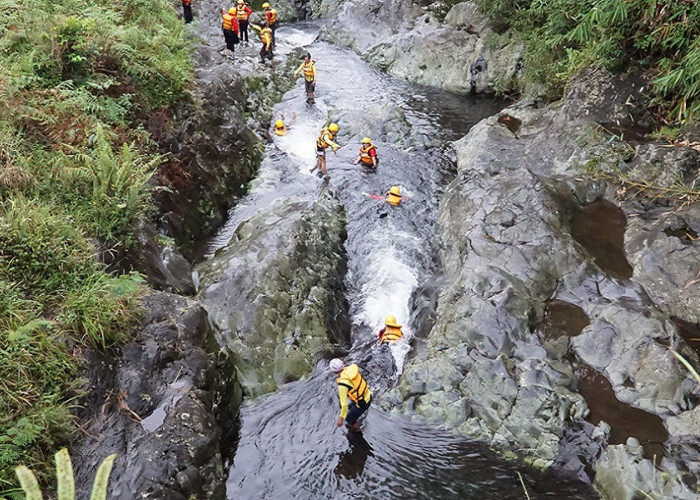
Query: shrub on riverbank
0 0 193 492
476 0 700 123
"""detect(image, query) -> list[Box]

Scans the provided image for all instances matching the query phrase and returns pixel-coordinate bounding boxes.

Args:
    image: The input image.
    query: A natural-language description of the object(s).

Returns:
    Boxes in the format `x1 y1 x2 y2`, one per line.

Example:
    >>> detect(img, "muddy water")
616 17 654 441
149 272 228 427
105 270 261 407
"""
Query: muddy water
217 22 598 499
570 199 633 279
574 362 668 461
536 300 590 341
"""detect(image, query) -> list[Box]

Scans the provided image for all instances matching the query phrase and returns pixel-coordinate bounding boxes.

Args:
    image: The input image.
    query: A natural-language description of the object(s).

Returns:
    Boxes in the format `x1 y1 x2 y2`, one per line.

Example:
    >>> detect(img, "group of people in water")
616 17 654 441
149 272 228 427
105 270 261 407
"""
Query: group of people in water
331 315 404 432
183 1 405 432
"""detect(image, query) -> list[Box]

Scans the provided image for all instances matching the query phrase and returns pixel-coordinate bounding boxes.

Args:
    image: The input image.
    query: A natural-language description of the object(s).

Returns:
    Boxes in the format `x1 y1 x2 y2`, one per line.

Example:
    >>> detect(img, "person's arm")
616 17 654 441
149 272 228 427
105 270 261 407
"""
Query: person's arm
378 327 385 340
294 62 303 77
325 134 340 151
311 64 317 84
371 148 378 167
336 384 349 426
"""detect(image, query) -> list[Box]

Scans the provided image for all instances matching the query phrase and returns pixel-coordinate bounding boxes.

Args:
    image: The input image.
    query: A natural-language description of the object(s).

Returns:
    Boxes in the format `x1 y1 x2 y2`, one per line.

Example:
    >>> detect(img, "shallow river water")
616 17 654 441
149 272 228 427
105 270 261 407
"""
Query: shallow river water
209 22 599 499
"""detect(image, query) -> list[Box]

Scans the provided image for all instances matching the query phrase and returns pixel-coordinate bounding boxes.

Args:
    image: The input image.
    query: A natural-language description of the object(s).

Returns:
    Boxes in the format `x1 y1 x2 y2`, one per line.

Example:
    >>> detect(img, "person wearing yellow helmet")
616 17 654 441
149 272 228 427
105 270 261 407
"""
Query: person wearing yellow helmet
354 137 378 170
378 315 403 343
181 0 193 24
385 186 402 206
294 53 317 103
220 7 240 57
273 119 286 136
314 123 341 179
251 23 274 64
263 2 278 48
235 0 252 43
330 358 372 432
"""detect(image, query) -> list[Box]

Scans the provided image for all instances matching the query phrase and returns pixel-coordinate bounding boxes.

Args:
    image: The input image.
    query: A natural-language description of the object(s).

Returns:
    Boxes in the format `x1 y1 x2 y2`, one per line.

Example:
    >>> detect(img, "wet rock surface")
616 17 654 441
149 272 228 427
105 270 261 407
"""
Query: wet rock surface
316 0 522 95
197 190 351 396
73 293 241 499
380 66 700 497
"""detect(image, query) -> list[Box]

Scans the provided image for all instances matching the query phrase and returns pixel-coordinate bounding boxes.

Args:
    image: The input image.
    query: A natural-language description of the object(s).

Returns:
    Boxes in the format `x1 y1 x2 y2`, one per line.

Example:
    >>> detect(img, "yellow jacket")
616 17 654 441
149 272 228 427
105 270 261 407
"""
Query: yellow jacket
336 364 371 418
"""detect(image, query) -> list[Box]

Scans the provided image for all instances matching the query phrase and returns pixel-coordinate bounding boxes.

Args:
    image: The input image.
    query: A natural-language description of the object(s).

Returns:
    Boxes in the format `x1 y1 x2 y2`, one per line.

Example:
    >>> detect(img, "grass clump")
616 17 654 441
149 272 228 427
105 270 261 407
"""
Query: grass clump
0 0 193 492
475 0 700 123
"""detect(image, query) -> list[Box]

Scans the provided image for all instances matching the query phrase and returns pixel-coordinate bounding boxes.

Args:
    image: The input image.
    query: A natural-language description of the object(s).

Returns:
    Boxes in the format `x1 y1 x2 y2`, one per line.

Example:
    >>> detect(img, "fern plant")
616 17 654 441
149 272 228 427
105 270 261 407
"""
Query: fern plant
15 448 116 500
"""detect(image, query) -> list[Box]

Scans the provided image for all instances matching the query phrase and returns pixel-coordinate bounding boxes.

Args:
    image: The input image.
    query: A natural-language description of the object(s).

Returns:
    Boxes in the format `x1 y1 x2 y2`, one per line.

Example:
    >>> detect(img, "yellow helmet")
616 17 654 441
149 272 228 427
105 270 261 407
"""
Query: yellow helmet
229 7 236 13
328 123 339 133
388 186 401 196
361 137 371 144
275 119 284 129
262 2 270 7
237 0 244 3
384 315 401 327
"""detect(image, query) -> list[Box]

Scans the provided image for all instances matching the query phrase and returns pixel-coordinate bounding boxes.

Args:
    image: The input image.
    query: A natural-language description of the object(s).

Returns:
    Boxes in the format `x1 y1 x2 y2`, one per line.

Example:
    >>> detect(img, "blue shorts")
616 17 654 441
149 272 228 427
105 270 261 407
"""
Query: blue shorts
346 397 371 425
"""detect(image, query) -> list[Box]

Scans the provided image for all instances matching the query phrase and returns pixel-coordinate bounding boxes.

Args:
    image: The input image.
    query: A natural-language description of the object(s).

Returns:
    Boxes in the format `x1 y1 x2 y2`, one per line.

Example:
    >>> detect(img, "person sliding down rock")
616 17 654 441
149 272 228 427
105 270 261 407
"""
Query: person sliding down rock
330 358 372 432
385 186 402 206
378 315 403 344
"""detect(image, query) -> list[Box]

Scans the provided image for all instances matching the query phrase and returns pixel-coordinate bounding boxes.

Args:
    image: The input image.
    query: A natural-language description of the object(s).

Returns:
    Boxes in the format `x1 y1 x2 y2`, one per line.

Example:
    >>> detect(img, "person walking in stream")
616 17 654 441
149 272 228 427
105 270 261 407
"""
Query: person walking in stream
314 123 341 179
330 358 372 432
251 24 274 64
235 0 252 44
294 52 316 103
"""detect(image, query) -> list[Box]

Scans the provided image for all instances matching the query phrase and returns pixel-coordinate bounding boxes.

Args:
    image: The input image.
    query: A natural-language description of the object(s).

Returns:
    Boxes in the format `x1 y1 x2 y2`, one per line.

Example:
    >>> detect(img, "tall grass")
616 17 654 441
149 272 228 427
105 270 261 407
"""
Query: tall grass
476 0 700 123
0 0 193 492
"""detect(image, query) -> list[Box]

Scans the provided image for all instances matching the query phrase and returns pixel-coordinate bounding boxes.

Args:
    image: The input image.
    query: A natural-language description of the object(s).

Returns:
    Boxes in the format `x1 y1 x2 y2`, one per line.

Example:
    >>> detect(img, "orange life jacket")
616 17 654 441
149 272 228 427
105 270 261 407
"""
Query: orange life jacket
336 364 370 404
359 143 377 165
266 9 277 24
236 5 250 20
222 13 236 31
261 28 272 45
380 325 403 343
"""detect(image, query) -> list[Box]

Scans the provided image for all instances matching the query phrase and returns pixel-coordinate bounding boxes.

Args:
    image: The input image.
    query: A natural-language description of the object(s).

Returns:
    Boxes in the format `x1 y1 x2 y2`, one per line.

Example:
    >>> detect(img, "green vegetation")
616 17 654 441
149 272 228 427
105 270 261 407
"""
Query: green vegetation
15 448 116 500
476 0 700 123
0 0 193 493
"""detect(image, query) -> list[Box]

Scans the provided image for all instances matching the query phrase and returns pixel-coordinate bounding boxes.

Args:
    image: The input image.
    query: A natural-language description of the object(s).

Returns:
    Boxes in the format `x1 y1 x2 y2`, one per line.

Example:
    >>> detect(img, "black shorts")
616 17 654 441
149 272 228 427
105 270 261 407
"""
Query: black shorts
304 80 315 94
346 397 371 425
316 146 326 158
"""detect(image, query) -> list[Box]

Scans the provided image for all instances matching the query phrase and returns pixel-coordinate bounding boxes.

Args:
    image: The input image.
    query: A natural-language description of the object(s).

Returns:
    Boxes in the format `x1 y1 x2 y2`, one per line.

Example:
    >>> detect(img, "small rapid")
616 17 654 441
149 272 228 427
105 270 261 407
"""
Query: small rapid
202 22 597 499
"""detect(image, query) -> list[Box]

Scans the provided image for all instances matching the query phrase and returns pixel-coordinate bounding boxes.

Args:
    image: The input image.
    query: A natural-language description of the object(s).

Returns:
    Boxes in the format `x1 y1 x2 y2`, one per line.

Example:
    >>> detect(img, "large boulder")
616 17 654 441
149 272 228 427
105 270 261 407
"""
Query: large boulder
72 293 241 499
197 190 351 396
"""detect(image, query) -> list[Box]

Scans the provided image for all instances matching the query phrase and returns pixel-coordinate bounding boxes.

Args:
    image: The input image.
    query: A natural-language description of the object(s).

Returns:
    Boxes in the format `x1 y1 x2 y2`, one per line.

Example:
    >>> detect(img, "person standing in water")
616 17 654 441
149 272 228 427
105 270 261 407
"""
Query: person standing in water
294 53 317 103
330 358 372 432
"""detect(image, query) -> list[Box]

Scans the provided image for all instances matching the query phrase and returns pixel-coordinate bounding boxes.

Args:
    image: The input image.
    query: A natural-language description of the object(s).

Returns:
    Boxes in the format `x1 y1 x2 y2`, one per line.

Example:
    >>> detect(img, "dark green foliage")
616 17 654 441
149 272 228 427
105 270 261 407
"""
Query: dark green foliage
0 0 192 492
476 0 700 122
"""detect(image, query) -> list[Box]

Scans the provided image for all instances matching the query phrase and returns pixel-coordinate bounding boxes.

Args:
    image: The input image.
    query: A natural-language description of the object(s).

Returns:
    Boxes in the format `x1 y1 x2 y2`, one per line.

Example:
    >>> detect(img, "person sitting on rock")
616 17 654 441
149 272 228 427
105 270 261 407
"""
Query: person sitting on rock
354 137 378 170
330 358 372 432
378 315 403 344
385 186 402 206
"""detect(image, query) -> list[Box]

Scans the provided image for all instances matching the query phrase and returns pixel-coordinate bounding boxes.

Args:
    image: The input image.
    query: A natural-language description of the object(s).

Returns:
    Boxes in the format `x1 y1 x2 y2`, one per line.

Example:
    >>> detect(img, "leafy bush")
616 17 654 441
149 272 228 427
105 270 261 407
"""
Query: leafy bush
0 0 191 492
476 0 700 123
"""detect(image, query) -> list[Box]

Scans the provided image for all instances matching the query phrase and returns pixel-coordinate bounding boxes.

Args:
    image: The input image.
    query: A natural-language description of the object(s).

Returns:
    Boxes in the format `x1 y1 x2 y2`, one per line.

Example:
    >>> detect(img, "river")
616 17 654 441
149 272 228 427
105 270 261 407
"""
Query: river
203 22 598 499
